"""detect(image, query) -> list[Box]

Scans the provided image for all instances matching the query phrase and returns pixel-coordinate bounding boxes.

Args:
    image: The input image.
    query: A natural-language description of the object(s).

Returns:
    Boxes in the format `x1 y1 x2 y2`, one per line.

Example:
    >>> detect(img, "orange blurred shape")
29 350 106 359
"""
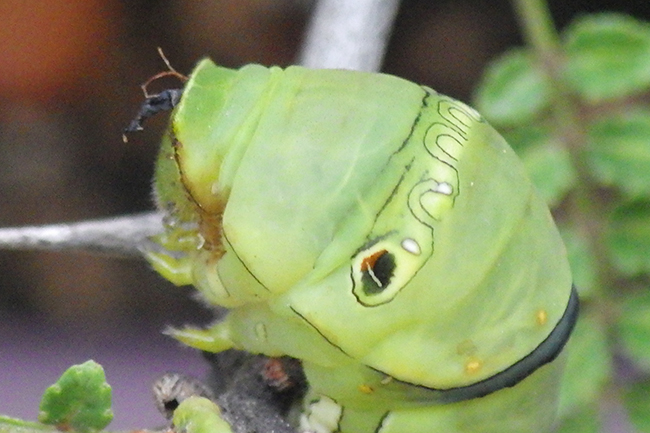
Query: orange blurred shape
0 0 118 102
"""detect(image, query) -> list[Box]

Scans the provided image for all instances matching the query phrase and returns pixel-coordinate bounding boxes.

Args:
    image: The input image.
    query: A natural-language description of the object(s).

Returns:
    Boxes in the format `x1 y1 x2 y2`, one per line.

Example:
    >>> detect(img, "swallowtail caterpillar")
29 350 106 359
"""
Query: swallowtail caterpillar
139 59 578 433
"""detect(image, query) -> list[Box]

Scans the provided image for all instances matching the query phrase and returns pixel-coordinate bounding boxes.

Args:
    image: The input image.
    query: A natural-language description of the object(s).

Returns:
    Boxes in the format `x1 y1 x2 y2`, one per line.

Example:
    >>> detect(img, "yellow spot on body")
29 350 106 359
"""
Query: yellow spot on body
465 357 482 375
358 384 374 394
456 339 477 356
536 309 548 326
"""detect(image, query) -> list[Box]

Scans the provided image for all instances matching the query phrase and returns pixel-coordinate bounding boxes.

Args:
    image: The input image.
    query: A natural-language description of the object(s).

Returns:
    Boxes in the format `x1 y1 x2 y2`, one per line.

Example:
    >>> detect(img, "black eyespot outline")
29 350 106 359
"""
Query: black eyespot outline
360 249 396 295
351 244 405 307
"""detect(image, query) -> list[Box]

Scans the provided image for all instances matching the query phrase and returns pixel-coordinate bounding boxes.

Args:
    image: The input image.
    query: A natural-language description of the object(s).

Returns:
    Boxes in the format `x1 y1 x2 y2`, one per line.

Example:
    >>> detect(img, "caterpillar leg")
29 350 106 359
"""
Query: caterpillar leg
173 396 235 433
164 322 234 353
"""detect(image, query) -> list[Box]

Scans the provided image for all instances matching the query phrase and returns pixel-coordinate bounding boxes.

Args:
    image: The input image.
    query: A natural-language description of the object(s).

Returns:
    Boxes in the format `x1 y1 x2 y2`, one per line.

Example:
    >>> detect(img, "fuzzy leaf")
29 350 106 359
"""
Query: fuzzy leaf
607 200 650 276
623 378 650 431
587 110 650 199
503 126 576 207
558 314 612 416
559 226 598 298
618 291 650 371
554 404 600 433
38 361 113 432
564 13 650 101
474 49 550 127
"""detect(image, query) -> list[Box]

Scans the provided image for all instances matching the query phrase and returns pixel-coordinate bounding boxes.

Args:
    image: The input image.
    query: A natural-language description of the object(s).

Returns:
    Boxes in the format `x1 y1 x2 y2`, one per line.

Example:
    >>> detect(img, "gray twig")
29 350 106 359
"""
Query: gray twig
298 0 401 71
0 212 163 258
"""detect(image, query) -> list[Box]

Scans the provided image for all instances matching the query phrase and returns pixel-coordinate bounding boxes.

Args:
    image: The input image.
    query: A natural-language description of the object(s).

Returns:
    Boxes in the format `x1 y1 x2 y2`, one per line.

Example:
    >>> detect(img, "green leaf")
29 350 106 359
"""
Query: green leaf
559 226 598 298
587 110 650 199
38 360 113 432
623 378 650 431
172 396 233 433
503 126 576 207
564 13 650 102
558 313 612 417
618 290 650 371
554 404 600 433
607 200 650 276
474 49 550 127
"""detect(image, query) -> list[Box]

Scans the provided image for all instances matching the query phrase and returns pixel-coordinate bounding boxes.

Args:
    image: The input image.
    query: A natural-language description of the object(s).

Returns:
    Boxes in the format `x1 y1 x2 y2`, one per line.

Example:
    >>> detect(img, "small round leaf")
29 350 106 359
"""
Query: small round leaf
618 290 650 371
564 13 650 101
503 126 577 207
623 378 650 432
474 49 550 127
555 404 600 433
558 314 612 416
38 360 113 432
607 200 650 276
559 225 598 297
588 110 650 199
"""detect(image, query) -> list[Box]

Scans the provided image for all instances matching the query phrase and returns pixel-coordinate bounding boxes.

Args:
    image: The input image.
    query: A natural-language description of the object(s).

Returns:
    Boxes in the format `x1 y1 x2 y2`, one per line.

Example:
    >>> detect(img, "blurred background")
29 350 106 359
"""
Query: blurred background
1 0 649 429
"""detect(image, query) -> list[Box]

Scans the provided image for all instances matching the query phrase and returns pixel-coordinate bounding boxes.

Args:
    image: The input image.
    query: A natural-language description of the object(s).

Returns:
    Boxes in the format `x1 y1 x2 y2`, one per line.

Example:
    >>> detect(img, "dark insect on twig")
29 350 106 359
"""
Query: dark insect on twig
122 48 187 142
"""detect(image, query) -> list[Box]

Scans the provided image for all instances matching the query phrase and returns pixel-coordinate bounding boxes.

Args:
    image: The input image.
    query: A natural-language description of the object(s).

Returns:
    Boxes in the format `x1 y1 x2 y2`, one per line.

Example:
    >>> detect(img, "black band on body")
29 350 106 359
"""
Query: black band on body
367 285 580 404
436 284 580 403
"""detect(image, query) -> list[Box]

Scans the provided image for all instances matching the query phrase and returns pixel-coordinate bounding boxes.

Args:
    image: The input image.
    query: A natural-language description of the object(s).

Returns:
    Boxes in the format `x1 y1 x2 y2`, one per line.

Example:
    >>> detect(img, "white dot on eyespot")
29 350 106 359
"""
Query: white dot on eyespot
433 182 453 196
401 238 421 255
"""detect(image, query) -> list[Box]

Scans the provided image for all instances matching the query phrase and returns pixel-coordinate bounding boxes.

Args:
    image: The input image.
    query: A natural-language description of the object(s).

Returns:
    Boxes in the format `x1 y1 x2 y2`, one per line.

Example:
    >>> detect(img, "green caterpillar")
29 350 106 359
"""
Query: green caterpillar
142 59 578 433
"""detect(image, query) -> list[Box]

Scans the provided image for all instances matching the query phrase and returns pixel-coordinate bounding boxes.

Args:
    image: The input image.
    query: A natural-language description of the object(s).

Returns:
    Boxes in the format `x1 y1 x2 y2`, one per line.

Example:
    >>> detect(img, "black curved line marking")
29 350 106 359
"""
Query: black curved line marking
337 404 344 433
289 306 353 358
351 232 396 258
170 130 213 216
448 104 484 127
350 257 433 309
435 134 463 161
222 232 271 293
349 232 435 309
371 158 414 230
374 411 391 433
405 179 432 230
436 100 484 139
394 91 430 154
436 101 468 138
422 130 465 162
422 127 463 163
350 266 383 308
369 284 579 403
419 135 461 205
406 174 459 231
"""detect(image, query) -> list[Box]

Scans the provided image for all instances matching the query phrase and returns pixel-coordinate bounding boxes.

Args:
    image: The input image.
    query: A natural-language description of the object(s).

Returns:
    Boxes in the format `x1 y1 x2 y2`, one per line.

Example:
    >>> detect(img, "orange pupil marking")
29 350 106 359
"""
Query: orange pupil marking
360 249 388 272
